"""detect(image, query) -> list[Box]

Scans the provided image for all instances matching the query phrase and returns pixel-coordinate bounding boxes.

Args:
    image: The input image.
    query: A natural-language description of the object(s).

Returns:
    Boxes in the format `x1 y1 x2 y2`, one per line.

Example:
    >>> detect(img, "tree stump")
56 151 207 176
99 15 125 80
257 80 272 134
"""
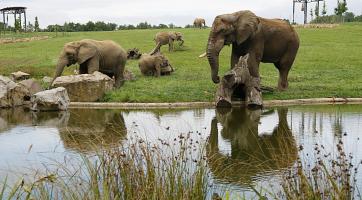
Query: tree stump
127 48 142 59
216 55 263 108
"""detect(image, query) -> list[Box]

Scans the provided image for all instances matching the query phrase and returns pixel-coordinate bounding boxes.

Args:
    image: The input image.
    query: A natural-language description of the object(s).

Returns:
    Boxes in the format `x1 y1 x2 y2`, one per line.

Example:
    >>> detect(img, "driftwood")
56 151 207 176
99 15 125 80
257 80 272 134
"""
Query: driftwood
127 48 142 59
216 55 263 108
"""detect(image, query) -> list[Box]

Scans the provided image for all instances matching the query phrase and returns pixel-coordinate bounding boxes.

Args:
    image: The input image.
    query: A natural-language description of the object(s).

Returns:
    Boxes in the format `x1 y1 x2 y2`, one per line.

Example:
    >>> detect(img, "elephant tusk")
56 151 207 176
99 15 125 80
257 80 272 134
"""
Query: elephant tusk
198 52 207 58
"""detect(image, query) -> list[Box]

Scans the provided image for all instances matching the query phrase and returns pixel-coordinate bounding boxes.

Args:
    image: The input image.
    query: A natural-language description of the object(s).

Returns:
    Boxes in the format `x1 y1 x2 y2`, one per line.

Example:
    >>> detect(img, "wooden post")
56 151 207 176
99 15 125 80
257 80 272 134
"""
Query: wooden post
24 10 27 32
215 55 263 108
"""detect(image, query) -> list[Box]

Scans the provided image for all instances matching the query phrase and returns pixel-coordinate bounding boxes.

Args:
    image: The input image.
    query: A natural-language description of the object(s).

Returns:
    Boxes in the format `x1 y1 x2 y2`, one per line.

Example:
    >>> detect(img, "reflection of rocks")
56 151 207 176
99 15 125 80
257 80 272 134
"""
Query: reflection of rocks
0 108 127 153
0 108 68 132
58 109 127 152
207 108 297 185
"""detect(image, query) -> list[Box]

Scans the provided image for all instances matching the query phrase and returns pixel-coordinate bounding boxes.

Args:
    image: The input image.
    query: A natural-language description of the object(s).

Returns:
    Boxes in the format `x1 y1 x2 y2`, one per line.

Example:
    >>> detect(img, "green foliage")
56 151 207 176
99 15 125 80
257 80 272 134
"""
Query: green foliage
34 16 39 32
14 16 21 32
314 2 320 17
334 0 348 17
322 0 327 16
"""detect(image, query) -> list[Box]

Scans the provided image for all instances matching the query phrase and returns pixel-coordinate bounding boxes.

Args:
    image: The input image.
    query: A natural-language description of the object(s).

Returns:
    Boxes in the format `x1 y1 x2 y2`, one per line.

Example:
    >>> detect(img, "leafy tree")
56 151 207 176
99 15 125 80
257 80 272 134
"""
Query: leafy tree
315 2 320 17
14 16 21 32
27 22 34 32
322 0 327 16
34 16 39 31
344 12 355 22
310 8 314 21
334 0 348 22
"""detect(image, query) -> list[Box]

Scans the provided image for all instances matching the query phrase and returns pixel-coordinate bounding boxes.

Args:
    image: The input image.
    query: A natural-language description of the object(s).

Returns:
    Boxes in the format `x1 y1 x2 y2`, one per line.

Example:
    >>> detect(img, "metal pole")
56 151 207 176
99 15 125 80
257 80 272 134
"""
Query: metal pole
2 12 5 34
293 0 295 24
14 12 16 32
304 0 308 24
19 13 22 32
24 10 27 32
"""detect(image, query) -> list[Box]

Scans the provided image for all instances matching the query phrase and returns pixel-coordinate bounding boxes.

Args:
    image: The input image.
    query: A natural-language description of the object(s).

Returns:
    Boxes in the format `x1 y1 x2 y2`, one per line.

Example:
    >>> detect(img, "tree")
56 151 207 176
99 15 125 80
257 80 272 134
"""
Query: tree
334 0 348 22
310 8 314 21
14 16 21 32
34 16 39 32
27 22 34 32
322 0 327 16
344 12 355 22
315 2 320 17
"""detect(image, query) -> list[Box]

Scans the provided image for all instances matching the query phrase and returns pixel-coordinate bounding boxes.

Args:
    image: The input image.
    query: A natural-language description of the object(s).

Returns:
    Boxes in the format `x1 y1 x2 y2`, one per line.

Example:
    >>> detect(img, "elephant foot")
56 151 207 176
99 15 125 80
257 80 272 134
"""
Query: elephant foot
247 87 263 109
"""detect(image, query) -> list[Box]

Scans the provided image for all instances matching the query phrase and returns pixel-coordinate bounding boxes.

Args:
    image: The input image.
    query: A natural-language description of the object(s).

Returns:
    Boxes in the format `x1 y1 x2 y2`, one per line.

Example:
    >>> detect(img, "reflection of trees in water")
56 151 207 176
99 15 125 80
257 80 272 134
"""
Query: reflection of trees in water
0 108 127 153
207 107 297 186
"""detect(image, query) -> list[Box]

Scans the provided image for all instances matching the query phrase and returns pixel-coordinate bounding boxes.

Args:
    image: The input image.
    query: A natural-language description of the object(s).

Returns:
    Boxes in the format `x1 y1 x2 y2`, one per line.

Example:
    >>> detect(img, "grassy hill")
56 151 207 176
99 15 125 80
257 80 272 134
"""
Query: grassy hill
0 23 361 102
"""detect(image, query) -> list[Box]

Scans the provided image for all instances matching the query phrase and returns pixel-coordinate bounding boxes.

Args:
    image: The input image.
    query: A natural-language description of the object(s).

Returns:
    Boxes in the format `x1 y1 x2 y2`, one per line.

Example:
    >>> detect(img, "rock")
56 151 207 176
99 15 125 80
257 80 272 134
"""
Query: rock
0 75 30 108
11 71 30 81
52 72 114 102
31 87 70 111
42 76 52 84
124 69 136 81
18 79 44 95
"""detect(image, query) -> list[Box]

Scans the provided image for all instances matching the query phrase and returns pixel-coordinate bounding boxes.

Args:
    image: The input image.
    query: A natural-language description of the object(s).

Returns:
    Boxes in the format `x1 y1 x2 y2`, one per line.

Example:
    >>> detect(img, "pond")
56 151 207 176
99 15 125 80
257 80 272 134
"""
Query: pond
0 104 362 198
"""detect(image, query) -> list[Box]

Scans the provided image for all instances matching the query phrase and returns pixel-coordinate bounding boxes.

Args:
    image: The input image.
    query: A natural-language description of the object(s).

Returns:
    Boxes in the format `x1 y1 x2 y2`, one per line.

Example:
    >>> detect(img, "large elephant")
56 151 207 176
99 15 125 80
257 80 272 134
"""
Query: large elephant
150 31 184 54
207 107 297 185
51 39 127 88
206 10 299 90
193 18 206 29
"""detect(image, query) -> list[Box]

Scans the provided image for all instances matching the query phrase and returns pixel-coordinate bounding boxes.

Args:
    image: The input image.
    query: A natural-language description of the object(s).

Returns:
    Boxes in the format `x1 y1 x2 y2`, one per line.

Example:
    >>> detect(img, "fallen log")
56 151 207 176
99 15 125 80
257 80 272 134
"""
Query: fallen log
216 55 263 108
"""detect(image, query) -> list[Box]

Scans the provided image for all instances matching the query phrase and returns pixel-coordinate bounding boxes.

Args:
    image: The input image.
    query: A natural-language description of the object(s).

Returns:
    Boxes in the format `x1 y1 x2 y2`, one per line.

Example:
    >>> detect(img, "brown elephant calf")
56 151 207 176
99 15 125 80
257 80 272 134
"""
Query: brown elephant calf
138 53 174 77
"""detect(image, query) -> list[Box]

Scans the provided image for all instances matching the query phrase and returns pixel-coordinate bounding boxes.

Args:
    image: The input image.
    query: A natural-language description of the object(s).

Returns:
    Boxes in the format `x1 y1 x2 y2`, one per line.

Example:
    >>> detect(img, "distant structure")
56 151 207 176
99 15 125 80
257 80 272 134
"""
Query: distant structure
293 0 323 24
0 6 27 32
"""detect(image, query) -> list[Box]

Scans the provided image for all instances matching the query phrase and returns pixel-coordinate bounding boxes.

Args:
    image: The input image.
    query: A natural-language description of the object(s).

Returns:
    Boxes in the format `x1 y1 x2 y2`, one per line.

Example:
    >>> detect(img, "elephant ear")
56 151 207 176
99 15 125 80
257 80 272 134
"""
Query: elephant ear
169 32 177 40
77 43 97 64
235 11 261 45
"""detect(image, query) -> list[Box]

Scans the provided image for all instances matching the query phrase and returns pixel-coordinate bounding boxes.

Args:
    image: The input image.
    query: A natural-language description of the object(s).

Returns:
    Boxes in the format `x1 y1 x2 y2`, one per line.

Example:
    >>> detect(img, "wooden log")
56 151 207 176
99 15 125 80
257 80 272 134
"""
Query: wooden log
216 55 263 108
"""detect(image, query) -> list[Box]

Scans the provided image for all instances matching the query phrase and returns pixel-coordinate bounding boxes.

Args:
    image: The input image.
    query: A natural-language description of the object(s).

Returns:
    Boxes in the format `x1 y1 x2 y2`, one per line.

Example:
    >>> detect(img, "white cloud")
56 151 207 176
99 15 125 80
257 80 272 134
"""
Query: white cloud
1 0 361 28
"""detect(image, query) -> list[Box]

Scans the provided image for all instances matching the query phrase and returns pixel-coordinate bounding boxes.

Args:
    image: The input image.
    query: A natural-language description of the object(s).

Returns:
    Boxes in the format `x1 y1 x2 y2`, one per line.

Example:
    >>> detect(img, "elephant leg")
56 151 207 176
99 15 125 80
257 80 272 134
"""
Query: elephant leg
114 60 126 88
155 64 161 77
79 63 88 74
87 57 100 74
168 39 174 52
274 52 297 91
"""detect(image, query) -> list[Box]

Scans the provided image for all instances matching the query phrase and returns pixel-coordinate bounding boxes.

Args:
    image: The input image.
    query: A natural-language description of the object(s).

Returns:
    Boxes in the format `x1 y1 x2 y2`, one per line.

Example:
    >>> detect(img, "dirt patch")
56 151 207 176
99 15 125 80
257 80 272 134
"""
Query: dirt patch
293 24 340 29
0 36 50 44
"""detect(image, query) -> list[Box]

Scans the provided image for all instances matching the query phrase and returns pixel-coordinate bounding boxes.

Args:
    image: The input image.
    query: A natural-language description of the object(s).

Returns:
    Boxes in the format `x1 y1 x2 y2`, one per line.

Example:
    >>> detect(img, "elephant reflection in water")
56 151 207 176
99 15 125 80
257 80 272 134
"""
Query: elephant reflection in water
207 108 297 185
57 109 127 152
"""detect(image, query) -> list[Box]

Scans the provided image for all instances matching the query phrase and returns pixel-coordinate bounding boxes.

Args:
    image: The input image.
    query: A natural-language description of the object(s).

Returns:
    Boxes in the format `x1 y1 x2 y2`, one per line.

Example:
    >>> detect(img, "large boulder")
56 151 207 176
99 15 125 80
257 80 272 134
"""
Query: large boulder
31 87 70 111
19 79 44 95
52 72 114 102
11 71 30 81
0 75 30 108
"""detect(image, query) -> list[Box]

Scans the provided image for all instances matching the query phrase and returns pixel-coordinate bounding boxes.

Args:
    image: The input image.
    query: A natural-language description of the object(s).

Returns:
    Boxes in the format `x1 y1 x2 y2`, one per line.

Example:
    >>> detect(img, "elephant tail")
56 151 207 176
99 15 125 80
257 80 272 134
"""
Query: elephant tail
149 42 162 55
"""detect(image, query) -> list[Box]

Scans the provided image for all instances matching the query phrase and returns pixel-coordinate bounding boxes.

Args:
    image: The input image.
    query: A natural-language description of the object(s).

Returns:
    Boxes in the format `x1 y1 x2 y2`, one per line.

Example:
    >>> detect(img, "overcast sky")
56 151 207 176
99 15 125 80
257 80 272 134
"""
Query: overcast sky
1 0 362 28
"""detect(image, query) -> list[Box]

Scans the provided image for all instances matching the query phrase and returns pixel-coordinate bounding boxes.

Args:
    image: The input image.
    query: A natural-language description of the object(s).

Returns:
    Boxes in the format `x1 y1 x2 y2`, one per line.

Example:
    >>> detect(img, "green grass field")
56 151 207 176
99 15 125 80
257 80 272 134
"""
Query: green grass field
0 23 361 102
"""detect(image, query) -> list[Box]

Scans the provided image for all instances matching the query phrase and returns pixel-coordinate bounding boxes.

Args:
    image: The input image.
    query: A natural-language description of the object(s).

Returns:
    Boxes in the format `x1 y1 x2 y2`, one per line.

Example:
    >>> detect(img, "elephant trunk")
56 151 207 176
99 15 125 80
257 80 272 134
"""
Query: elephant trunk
207 35 224 84
50 58 68 87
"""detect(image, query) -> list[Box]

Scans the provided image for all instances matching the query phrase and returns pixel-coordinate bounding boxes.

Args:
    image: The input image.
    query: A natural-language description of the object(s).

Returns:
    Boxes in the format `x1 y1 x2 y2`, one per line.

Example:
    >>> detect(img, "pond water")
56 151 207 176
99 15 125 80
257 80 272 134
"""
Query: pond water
0 104 362 197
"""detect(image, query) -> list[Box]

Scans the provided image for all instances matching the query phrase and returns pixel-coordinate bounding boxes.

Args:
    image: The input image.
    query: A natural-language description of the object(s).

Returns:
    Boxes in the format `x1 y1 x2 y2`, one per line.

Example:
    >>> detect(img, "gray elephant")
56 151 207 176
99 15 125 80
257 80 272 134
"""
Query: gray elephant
150 31 184 54
51 39 127 88
193 18 206 28
138 53 173 77
206 10 300 91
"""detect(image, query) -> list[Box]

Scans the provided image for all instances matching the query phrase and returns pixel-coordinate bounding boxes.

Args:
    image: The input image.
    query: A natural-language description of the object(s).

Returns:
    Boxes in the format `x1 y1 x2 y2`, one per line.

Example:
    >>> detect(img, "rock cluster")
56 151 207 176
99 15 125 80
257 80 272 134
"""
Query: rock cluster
0 75 30 108
52 71 114 102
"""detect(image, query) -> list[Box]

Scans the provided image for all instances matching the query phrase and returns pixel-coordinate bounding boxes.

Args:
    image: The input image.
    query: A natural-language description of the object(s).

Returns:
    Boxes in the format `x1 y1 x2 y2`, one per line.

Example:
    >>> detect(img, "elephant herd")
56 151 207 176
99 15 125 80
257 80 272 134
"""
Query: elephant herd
50 10 300 106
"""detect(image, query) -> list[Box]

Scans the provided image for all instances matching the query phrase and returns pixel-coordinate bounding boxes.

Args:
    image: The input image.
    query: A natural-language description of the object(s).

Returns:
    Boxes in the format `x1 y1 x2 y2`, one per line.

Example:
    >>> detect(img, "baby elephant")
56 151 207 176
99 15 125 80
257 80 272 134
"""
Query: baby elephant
150 31 184 54
138 53 174 77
